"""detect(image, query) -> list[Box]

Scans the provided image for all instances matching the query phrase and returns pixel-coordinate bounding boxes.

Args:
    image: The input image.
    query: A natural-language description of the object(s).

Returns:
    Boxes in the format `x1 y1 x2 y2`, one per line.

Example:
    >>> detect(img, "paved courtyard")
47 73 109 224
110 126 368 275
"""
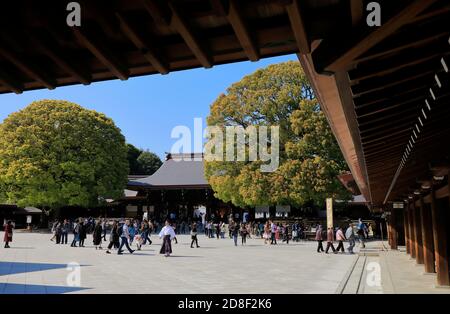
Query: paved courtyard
0 232 359 294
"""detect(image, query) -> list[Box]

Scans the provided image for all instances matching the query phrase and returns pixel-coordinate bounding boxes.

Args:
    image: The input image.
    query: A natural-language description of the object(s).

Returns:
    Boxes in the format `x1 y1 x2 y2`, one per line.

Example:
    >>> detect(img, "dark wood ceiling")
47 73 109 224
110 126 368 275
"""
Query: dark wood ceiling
0 0 352 94
309 0 450 205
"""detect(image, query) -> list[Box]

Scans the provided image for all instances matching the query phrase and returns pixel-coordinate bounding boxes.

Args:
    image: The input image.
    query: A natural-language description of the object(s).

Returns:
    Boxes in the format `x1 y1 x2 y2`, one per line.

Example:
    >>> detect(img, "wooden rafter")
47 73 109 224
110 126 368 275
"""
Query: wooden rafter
285 0 310 54
313 0 438 73
226 0 259 61
72 27 129 81
0 46 55 90
168 1 213 68
0 67 23 94
116 13 169 75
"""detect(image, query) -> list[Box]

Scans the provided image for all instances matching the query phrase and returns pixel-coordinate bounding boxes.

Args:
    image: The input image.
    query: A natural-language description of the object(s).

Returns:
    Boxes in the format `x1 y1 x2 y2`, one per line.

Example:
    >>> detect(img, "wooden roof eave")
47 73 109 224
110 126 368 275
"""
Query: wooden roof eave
298 52 371 203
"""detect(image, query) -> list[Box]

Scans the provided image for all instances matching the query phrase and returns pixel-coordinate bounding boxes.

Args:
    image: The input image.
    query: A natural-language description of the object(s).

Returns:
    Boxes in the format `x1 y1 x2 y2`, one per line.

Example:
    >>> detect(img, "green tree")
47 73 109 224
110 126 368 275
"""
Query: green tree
205 61 350 208
137 151 162 175
127 144 143 175
0 100 129 210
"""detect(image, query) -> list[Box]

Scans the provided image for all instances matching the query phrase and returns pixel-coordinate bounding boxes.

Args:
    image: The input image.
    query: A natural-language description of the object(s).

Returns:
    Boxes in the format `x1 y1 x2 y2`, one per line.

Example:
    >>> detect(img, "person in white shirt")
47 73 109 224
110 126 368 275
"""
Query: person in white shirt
159 220 176 257
118 220 135 255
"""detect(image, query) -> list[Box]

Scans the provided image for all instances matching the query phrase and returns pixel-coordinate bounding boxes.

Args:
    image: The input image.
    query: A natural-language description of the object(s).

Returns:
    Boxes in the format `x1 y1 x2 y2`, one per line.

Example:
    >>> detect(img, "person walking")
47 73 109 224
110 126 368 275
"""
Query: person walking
190 222 200 248
346 224 356 254
61 219 69 245
71 219 80 247
240 224 248 246
50 221 58 242
270 221 277 245
325 227 336 254
101 219 107 242
357 219 367 248
159 220 176 257
106 220 120 254
79 221 87 247
315 225 324 253
283 224 290 244
3 221 13 248
93 220 103 250
118 220 135 255
55 221 62 244
335 227 346 253
231 223 239 246
215 222 221 240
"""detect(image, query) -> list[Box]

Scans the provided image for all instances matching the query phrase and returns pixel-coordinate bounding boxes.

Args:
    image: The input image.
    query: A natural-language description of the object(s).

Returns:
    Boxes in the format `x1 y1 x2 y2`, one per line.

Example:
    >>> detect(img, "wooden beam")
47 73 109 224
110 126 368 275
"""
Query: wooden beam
404 206 411 254
313 0 438 73
350 0 364 26
32 33 91 85
168 1 213 68
142 0 171 25
430 187 450 286
285 0 310 54
414 198 424 264
72 28 129 81
420 195 436 273
116 13 169 75
0 67 23 94
226 0 259 61
0 46 55 90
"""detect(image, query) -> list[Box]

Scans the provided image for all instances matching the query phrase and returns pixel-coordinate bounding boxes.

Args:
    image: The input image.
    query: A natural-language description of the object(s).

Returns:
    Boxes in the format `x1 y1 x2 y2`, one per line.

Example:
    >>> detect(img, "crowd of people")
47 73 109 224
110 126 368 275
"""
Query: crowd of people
315 219 371 254
3 216 374 257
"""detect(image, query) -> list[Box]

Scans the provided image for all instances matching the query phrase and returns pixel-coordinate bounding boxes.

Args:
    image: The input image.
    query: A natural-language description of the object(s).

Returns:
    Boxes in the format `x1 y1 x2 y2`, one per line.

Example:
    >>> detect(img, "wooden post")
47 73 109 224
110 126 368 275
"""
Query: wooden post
404 207 411 254
420 195 435 273
430 187 450 286
414 199 424 264
409 201 417 259
391 209 398 250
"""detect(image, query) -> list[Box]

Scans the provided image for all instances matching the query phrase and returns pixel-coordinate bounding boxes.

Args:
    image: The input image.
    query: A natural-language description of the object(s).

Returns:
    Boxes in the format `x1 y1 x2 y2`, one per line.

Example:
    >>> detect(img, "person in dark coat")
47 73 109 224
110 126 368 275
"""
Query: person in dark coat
93 220 103 250
79 221 87 247
106 220 120 254
3 221 13 248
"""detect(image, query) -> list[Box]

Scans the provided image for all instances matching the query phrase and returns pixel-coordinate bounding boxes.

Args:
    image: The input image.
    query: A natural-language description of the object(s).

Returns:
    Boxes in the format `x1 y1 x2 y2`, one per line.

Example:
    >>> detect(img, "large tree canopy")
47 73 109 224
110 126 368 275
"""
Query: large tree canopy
127 144 162 175
0 100 129 209
205 61 350 208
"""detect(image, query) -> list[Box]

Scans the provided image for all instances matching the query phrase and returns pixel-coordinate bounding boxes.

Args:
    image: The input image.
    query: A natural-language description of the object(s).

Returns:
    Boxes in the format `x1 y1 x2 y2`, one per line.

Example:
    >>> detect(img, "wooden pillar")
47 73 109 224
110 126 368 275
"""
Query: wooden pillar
409 201 417 259
430 188 450 286
413 200 424 264
404 207 411 254
420 195 435 273
390 209 398 250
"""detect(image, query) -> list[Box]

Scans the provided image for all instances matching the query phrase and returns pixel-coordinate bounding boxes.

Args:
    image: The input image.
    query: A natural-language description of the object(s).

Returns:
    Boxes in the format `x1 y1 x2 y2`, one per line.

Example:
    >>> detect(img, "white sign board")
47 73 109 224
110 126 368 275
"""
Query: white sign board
26 215 32 224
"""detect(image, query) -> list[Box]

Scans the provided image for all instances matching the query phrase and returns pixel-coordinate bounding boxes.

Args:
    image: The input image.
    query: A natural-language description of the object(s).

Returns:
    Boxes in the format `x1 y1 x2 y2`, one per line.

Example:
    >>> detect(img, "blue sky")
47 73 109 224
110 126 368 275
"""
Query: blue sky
0 54 297 159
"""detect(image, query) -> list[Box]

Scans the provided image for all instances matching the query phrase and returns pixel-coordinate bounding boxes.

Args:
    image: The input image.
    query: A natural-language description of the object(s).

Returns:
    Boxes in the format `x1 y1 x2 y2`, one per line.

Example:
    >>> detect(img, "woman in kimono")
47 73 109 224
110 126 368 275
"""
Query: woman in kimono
93 220 103 250
159 220 176 257
3 220 13 248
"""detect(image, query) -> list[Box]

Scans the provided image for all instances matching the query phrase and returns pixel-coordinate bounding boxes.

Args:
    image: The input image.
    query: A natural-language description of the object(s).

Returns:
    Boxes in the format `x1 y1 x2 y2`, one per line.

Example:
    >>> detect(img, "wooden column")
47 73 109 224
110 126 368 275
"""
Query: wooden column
420 195 435 273
414 199 424 264
390 209 398 250
404 207 411 254
430 188 450 286
409 201 417 259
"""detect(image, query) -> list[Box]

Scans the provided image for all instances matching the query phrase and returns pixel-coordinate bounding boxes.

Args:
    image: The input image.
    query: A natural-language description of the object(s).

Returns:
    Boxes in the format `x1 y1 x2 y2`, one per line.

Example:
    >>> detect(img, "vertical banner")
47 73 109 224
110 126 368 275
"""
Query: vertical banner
326 198 333 229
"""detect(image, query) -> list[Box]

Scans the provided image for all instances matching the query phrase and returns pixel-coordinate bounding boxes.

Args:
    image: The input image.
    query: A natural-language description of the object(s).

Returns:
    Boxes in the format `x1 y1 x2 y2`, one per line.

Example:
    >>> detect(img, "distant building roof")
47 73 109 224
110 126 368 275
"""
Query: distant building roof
128 153 209 190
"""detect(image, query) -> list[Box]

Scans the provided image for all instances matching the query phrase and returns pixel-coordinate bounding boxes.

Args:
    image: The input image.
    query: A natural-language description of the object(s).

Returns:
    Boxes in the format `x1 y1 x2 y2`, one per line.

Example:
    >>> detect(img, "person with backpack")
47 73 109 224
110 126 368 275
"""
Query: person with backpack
71 219 80 247
240 223 248 245
346 223 356 254
357 219 367 249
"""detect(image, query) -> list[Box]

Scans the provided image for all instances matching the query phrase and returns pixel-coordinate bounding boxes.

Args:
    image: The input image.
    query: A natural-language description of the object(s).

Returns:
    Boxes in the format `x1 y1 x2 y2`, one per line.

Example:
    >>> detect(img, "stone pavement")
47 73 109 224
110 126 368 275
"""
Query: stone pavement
0 233 359 294
336 241 450 294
